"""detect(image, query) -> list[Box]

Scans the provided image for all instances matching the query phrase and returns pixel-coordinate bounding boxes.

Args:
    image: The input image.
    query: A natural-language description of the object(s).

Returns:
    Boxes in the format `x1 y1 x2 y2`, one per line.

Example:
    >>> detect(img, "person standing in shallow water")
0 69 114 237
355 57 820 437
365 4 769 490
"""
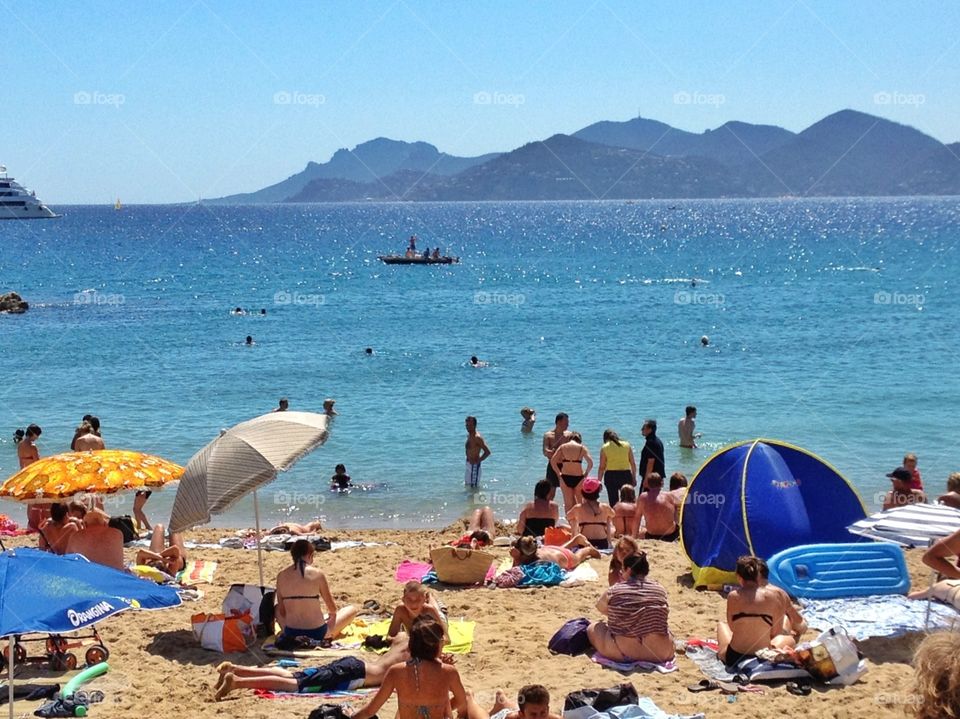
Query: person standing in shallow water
542 413 571 500
464 416 491 489
639 419 665 492
678 406 700 449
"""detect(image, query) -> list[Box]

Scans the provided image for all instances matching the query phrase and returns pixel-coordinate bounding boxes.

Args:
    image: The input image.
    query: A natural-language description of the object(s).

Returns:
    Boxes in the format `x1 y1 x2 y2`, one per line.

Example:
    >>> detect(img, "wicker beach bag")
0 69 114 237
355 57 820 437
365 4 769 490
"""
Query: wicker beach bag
430 546 495 585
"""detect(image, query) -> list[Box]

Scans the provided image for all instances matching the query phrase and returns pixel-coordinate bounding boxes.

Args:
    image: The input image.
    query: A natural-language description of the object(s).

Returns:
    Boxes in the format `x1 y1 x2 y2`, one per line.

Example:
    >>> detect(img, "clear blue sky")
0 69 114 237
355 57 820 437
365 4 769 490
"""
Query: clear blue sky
3 1 958 203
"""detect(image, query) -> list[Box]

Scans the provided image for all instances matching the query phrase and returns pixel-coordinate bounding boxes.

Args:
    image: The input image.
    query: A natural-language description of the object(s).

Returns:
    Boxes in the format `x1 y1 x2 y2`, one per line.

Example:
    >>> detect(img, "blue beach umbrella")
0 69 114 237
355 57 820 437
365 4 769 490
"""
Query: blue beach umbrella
0 547 182 717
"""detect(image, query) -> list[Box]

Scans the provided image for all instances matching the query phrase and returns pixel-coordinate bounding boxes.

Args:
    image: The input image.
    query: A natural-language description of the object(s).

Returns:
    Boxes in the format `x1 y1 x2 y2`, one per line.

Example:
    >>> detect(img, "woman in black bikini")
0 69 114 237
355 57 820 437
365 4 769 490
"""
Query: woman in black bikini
549 432 593 518
568 478 615 550
275 539 357 650
717 556 807 667
516 480 560 537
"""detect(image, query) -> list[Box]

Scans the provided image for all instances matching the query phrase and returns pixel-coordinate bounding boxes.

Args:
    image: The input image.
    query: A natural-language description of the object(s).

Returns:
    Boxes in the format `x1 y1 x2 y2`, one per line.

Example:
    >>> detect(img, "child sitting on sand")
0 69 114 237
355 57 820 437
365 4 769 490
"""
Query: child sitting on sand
388 581 448 643
331 464 353 491
612 485 637 537
607 535 639 586
350 615 467 719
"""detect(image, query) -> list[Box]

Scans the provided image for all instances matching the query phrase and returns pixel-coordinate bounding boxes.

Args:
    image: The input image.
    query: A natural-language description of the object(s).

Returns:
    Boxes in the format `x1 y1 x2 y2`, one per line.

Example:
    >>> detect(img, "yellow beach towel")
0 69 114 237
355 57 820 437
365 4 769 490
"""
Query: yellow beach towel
263 618 476 656
177 559 218 586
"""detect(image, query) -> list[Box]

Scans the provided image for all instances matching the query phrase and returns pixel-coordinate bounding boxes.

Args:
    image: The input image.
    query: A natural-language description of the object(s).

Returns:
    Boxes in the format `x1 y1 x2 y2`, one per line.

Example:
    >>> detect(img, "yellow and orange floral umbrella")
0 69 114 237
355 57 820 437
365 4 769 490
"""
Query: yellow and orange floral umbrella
0 450 184 502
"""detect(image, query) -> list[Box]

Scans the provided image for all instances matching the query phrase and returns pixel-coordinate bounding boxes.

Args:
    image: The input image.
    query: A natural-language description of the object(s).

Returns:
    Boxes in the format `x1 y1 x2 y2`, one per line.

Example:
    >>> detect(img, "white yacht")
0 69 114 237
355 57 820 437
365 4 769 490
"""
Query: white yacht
0 166 59 219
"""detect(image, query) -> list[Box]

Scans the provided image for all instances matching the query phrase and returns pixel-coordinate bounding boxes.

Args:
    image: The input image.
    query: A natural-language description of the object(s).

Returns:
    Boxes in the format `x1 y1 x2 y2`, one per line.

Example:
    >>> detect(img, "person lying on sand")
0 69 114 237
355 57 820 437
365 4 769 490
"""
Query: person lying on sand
275 539 357 650
717 555 806 667
461 684 562 719
510 535 600 571
267 520 324 536
451 506 495 548
388 580 449 644
349 616 468 719
215 634 409 700
135 523 187 575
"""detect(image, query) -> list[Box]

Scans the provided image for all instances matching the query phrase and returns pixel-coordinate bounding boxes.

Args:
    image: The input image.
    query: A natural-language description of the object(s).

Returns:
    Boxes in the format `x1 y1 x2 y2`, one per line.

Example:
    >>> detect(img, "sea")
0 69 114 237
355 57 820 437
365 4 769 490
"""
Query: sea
0 199 957 531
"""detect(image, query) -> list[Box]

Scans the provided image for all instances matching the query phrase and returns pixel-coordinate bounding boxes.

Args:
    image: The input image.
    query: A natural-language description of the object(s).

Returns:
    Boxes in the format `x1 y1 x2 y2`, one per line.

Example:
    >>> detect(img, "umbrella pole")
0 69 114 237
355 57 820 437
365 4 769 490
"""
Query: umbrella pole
253 489 265 589
9 635 14 719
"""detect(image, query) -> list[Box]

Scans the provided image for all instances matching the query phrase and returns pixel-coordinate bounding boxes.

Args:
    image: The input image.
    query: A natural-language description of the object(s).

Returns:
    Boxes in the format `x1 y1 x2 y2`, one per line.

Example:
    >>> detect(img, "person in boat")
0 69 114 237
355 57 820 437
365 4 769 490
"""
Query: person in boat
275 539 358 650
423 248 430 260
516 479 560 537
432 248 441 260
408 235 417 251
717 555 806 667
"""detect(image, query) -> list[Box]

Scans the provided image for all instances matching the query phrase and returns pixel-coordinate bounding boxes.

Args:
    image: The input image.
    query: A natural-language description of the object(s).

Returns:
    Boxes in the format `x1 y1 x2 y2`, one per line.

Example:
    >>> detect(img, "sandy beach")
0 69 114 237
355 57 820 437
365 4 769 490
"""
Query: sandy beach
2 522 938 719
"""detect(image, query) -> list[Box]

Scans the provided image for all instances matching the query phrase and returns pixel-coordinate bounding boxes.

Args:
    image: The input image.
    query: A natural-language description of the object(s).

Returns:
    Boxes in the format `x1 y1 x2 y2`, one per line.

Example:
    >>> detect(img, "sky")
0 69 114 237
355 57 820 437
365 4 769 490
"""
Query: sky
2 1 959 204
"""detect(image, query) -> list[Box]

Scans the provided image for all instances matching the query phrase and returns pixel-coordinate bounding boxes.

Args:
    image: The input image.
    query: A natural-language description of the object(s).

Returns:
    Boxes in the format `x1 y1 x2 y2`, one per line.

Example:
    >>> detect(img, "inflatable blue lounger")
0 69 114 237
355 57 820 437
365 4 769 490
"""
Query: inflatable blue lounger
766 542 909 599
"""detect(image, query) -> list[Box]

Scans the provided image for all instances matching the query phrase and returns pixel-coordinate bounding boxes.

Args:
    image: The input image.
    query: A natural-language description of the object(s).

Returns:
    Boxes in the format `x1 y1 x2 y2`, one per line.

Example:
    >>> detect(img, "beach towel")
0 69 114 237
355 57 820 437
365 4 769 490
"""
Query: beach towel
800 594 960 640
565 698 704 719
178 559 218 586
684 644 811 683
590 653 677 674
561 562 599 586
395 560 431 583
517 561 566 587
263 619 476 656
253 688 374 700
420 564 497 586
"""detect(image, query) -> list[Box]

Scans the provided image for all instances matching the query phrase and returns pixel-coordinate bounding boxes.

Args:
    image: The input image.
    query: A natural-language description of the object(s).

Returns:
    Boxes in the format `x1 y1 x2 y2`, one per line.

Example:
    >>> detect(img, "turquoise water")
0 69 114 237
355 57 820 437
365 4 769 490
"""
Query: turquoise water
0 199 957 530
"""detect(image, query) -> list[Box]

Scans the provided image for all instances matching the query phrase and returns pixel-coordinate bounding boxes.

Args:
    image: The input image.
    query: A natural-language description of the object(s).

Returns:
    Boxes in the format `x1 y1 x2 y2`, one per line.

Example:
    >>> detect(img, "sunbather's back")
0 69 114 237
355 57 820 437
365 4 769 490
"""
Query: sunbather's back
66 525 125 571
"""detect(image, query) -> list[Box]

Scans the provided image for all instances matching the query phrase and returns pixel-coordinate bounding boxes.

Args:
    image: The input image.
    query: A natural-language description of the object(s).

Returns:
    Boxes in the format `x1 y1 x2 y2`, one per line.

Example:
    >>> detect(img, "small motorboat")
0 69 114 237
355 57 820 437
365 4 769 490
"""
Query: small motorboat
379 255 459 265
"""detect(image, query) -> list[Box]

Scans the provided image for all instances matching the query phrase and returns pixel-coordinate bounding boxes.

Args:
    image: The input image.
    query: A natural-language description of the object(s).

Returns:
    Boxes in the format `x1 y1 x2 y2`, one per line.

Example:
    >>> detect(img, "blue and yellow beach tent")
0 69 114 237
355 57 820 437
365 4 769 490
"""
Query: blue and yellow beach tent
679 439 867 589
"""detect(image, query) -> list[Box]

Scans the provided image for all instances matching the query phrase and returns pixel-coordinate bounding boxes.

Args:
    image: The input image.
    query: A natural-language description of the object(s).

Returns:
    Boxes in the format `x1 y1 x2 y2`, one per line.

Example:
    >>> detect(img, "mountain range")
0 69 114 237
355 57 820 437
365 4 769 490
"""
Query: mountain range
209 110 960 203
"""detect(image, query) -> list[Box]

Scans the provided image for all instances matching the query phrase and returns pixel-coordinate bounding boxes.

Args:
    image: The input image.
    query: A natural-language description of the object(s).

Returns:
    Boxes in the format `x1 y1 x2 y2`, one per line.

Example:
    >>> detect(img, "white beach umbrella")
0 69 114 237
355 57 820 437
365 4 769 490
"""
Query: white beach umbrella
847 503 960 546
168 411 330 585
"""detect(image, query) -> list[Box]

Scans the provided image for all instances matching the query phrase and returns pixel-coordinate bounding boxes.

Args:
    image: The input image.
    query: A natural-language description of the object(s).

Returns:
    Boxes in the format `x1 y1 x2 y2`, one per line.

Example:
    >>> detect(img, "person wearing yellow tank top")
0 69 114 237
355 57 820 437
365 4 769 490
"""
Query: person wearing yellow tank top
598 429 637 505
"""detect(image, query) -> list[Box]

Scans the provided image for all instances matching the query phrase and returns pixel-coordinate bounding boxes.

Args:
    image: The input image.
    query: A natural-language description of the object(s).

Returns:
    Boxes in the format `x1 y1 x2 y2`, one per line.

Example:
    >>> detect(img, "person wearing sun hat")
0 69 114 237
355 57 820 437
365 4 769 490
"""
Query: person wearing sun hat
568 477 615 550
882 466 927 510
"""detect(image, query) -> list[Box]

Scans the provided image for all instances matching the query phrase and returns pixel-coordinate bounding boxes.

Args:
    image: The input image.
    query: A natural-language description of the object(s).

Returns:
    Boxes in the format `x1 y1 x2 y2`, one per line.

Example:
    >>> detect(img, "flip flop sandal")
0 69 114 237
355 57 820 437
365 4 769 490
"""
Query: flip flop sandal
362 599 382 612
717 681 740 695
786 682 812 696
687 679 718 693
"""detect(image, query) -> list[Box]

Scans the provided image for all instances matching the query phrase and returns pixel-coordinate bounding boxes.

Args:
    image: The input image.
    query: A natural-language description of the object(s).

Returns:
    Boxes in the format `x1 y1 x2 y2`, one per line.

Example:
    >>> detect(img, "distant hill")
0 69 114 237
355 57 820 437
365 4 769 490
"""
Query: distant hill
756 110 949 196
208 138 499 204
573 117 796 166
291 134 747 202
211 110 960 202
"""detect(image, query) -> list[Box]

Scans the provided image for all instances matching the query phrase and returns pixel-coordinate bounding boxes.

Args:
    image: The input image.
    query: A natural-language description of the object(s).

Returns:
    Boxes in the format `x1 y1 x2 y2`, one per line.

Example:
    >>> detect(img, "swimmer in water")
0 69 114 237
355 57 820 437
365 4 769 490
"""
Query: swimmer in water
520 407 537 433
365 347 374 356
274 398 289 412
260 309 266 315
232 307 245 315
470 356 488 368
700 335 709 347
245 336 254 346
